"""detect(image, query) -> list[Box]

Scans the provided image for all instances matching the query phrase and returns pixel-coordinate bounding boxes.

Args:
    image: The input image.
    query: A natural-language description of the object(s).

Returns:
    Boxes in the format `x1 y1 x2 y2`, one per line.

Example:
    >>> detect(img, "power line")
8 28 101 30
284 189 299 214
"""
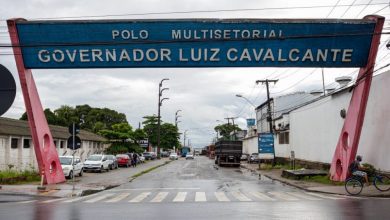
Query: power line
0 2 388 22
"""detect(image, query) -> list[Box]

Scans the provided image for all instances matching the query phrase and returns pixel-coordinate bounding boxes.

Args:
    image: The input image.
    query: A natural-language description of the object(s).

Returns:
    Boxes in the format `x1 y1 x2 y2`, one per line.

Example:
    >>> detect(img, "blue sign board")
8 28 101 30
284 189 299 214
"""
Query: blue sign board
258 133 274 154
246 118 256 127
14 19 376 69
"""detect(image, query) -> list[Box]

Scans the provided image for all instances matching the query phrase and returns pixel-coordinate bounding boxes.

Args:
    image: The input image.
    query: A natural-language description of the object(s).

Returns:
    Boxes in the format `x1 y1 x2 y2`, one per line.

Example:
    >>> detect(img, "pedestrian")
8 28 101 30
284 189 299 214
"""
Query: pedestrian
133 153 138 168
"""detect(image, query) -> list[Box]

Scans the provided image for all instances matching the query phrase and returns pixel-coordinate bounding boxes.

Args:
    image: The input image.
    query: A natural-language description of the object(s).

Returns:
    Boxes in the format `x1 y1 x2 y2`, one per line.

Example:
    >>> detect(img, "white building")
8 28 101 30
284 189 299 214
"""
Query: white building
0 117 108 171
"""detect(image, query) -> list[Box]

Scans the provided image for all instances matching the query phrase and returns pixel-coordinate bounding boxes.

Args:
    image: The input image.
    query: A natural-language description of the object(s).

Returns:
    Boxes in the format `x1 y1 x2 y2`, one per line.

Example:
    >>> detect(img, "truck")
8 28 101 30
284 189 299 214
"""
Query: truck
214 140 242 167
181 147 190 157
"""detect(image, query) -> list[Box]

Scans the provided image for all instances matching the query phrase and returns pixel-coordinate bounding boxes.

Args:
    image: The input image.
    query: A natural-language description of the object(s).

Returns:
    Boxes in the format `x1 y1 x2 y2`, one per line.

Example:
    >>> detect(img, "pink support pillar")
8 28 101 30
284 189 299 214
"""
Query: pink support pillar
330 15 384 181
7 19 65 184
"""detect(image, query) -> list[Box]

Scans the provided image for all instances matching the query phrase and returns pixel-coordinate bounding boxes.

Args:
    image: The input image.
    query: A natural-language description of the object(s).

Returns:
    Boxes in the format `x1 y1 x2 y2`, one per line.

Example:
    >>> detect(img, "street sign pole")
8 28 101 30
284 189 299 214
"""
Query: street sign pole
72 122 75 192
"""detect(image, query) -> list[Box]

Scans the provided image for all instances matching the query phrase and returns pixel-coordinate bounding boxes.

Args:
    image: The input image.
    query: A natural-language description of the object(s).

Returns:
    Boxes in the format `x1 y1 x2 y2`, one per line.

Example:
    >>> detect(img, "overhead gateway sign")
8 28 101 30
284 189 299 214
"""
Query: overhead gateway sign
14 19 376 69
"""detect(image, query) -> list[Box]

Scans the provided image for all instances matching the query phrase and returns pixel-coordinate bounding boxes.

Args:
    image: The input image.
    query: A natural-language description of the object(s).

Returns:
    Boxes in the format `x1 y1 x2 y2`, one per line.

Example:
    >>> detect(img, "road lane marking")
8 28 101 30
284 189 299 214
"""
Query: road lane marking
173 192 187 202
40 198 67 203
251 192 275 201
231 191 252 202
195 192 207 202
110 188 200 191
286 192 321 201
106 193 131 203
268 192 299 201
17 200 37 204
305 192 344 200
150 192 169 203
84 193 115 203
215 192 230 202
129 192 151 203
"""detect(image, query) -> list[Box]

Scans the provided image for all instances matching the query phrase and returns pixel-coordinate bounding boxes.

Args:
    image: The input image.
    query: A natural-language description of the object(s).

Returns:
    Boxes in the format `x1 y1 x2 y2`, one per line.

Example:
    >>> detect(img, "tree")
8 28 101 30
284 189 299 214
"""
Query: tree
214 123 242 140
159 123 180 150
99 123 133 141
142 115 159 147
133 128 147 144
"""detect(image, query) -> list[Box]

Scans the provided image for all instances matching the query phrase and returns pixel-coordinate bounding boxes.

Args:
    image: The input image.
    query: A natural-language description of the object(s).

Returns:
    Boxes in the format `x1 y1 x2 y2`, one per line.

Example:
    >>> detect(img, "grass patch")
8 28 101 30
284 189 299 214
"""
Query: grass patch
301 175 344 185
0 170 40 184
259 163 303 170
131 161 171 179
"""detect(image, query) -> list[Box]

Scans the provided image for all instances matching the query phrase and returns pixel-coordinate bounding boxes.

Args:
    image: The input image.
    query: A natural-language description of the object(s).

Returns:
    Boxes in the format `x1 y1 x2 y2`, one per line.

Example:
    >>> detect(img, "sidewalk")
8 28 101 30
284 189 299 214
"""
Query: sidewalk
0 158 169 199
241 162 390 198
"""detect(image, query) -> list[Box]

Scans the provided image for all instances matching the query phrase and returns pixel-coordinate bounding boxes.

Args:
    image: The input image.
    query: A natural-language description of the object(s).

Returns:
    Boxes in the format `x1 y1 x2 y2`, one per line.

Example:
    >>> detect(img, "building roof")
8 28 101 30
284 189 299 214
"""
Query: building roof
0 117 106 142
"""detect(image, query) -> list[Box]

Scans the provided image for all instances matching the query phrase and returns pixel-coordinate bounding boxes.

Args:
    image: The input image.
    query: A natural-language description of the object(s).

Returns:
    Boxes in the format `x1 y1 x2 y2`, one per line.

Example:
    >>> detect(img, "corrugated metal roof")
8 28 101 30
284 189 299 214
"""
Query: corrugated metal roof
0 117 106 142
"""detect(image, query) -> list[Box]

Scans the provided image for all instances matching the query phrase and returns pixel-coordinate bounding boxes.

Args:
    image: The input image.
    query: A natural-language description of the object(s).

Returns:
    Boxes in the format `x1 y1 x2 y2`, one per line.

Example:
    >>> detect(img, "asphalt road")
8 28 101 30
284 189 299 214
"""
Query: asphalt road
1 156 389 220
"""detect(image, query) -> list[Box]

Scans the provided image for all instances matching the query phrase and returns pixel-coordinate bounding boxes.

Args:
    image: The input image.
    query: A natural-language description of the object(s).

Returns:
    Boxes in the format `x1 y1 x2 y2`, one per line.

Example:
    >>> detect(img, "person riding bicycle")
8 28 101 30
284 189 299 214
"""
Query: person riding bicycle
349 155 369 186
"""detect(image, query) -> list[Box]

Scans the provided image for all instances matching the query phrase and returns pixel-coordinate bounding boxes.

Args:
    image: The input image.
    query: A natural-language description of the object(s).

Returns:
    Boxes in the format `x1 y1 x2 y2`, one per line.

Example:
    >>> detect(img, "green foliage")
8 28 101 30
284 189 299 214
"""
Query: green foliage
362 163 376 176
0 169 40 184
20 104 128 133
142 115 179 150
105 142 144 155
142 115 159 146
214 123 242 140
301 175 344 186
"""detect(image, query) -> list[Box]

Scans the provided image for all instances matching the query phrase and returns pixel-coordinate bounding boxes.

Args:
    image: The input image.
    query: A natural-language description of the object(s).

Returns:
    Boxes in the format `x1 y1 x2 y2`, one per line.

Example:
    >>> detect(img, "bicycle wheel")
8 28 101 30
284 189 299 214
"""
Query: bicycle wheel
374 175 390 191
345 178 363 195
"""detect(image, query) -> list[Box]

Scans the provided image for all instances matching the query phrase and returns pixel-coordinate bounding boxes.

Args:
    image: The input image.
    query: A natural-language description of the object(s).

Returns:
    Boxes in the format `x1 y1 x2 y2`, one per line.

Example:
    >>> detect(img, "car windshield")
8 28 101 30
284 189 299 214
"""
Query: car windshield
59 157 72 165
170 153 177 156
87 155 102 161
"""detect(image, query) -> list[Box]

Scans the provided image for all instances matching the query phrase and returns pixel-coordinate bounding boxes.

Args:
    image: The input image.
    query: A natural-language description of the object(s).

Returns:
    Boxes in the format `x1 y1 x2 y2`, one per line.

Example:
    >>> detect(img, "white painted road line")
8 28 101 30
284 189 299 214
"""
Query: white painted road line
106 193 131 203
173 192 187 202
17 200 37 204
268 192 299 201
195 192 207 202
305 192 344 200
41 198 67 204
231 191 252 202
215 192 230 202
286 192 321 201
84 193 115 203
251 192 275 201
129 192 151 203
150 192 169 203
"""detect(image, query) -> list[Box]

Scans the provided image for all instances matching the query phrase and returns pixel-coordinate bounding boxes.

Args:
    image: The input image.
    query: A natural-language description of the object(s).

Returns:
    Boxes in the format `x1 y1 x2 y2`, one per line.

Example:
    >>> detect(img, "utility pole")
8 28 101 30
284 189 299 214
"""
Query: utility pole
256 79 278 166
157 78 169 158
175 110 182 127
183 130 188 148
321 68 326 96
224 117 238 140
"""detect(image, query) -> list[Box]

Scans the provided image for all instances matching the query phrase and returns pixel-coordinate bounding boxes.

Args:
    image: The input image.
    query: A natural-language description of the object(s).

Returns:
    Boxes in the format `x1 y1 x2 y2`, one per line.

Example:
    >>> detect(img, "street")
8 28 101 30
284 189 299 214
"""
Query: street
1 156 390 220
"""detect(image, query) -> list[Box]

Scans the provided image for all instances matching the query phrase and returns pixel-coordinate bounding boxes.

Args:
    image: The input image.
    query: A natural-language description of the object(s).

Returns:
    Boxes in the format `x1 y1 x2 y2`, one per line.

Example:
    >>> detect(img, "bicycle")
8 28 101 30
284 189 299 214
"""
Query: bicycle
345 171 390 195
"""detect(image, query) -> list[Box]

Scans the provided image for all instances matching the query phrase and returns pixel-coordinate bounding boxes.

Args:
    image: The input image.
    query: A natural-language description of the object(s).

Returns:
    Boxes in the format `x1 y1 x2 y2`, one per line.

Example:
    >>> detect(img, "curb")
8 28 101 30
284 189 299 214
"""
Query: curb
240 164 390 198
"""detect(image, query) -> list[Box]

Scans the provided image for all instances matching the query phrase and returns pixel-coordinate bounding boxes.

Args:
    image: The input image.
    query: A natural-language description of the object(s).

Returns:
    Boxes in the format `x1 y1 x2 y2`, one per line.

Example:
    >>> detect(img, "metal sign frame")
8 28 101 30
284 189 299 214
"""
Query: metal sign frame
7 15 384 184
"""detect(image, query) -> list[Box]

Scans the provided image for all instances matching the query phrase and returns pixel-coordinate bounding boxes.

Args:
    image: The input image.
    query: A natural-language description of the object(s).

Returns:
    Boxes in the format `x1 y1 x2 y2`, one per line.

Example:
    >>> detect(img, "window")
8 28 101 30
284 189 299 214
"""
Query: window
11 138 18 149
60 141 64 149
279 132 289 144
23 139 30 148
53 140 57 148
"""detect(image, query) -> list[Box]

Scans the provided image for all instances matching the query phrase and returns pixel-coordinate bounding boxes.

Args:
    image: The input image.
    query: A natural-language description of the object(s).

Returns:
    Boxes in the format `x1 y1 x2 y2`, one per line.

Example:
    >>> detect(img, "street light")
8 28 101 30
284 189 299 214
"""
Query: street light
157 78 169 157
235 94 256 107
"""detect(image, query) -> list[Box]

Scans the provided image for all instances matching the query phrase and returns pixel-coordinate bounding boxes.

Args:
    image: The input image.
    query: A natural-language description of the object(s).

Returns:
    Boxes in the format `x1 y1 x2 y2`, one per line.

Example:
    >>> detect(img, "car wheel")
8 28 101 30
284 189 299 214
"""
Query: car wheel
109 164 113 170
79 168 83 177
68 170 73 179
100 166 103 173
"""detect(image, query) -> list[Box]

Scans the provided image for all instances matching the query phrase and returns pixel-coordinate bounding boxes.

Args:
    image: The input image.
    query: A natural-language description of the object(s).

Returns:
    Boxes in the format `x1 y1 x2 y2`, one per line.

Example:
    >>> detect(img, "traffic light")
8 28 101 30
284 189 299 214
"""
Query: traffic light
67 123 82 150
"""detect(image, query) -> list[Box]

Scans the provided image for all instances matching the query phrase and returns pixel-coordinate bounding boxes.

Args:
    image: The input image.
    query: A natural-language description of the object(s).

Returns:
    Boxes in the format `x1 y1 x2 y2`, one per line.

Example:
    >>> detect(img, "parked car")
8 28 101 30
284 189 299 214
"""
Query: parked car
241 153 250 161
137 153 145 163
106 155 119 170
83 154 110 172
186 153 194 160
59 156 83 179
161 151 170 157
248 153 260 164
143 152 157 160
116 154 132 167
169 152 179 160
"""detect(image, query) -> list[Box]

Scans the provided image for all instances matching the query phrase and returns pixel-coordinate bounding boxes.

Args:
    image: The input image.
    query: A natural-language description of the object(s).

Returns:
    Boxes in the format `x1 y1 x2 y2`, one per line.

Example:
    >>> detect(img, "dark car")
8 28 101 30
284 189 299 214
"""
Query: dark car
106 155 119 170
143 152 157 160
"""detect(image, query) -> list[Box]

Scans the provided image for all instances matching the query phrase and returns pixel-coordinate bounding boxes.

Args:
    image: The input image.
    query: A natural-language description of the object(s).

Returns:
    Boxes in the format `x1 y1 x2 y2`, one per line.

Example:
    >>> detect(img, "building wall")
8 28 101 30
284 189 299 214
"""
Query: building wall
0 135 107 171
288 72 390 171
274 115 291 158
242 136 258 154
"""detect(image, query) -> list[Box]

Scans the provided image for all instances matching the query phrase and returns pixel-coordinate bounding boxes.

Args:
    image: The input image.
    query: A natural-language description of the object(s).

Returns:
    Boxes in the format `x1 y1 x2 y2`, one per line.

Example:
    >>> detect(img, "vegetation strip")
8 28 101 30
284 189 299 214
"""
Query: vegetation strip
131 161 172 179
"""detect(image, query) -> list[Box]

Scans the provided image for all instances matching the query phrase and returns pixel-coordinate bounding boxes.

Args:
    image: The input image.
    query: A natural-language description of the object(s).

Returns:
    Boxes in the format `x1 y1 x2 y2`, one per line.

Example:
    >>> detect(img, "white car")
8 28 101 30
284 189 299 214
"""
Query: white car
59 156 83 179
186 153 194 160
137 154 145 163
83 154 111 172
169 153 179 160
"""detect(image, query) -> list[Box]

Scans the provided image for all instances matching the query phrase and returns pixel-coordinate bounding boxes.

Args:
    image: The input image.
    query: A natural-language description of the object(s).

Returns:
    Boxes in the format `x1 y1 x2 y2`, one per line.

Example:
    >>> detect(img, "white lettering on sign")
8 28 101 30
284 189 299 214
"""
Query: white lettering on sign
36 48 354 64
112 30 149 40
171 29 283 40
